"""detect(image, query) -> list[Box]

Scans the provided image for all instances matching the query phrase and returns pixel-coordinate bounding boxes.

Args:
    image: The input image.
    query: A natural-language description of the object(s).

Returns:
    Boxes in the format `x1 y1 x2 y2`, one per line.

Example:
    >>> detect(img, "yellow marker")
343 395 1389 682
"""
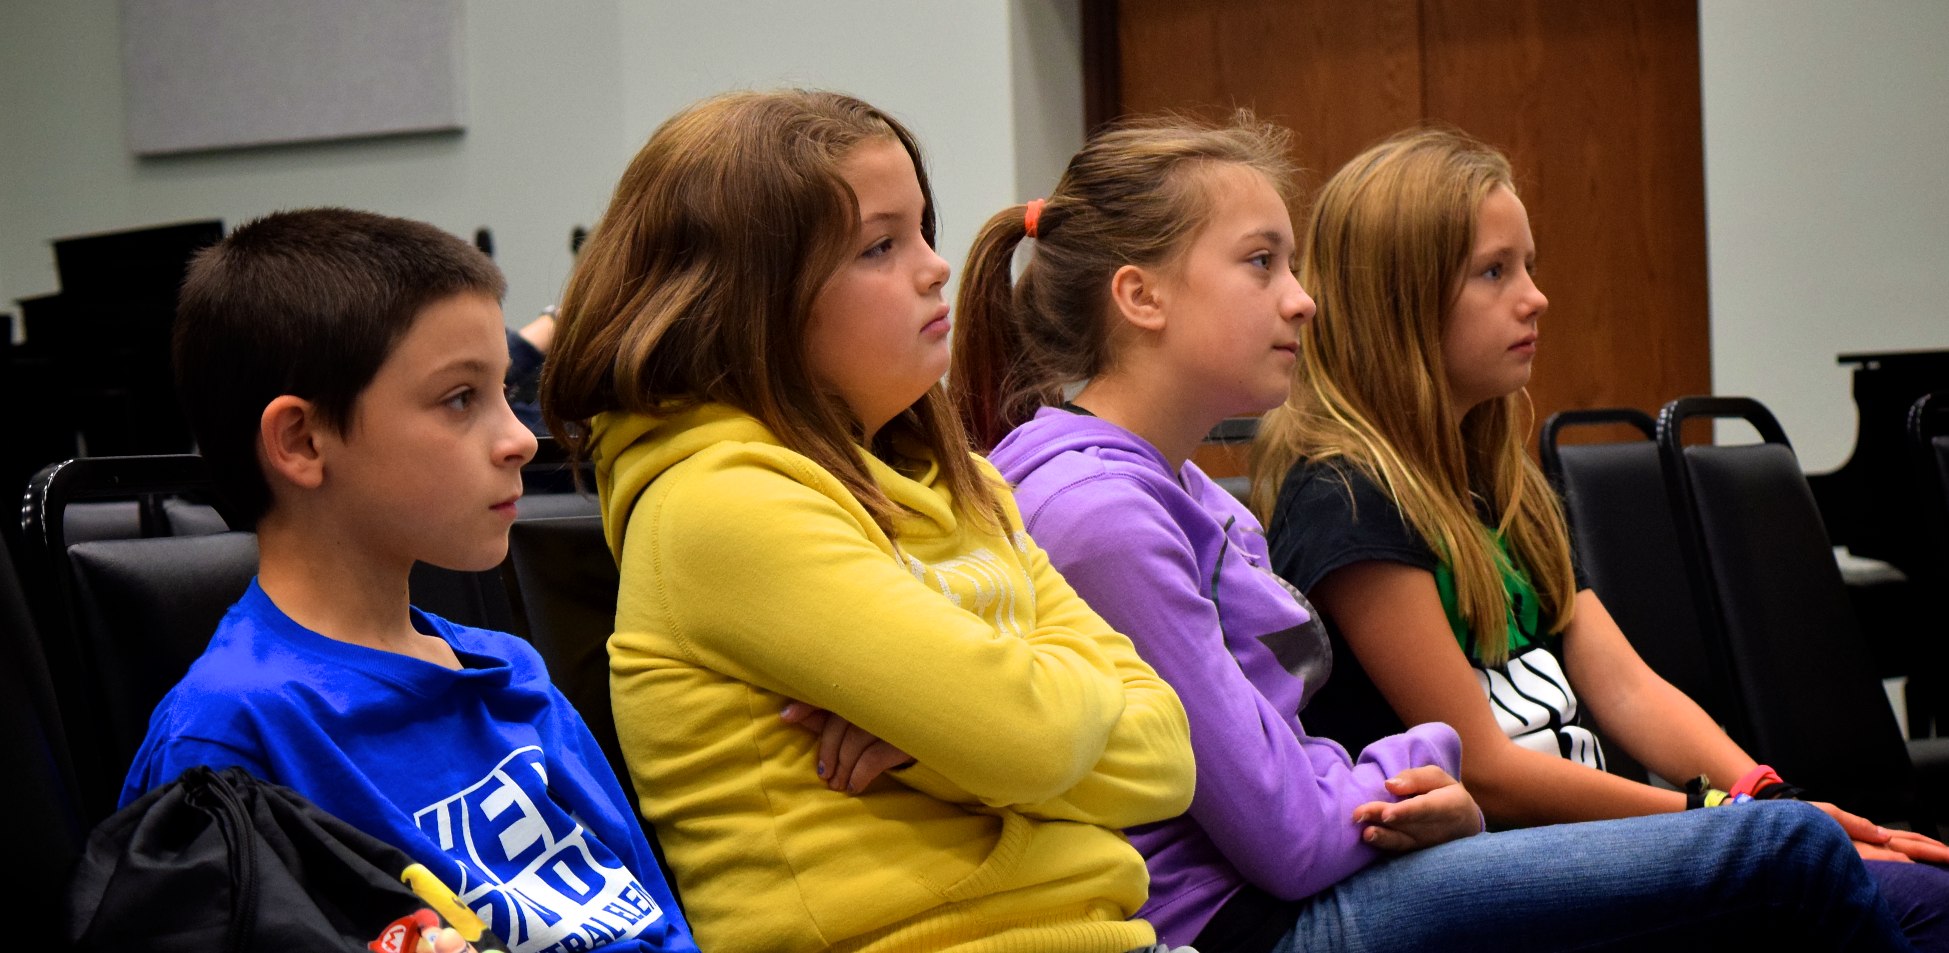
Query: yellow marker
400 864 489 944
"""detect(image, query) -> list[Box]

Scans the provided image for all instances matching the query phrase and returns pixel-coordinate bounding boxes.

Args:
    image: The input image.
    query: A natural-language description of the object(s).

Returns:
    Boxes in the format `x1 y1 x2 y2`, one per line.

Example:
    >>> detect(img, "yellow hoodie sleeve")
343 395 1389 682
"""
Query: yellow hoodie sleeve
967 519 1194 828
618 446 1187 815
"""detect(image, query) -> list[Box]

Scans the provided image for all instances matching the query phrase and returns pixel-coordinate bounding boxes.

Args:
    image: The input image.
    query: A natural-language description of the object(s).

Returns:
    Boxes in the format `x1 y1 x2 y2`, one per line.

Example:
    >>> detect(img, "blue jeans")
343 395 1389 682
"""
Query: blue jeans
1271 801 1909 952
1867 859 1949 950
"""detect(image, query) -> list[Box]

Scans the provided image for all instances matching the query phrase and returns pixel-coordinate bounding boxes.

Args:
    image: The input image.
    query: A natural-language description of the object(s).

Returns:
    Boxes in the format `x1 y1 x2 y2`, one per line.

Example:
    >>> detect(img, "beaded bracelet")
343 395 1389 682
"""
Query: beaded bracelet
1685 775 1755 809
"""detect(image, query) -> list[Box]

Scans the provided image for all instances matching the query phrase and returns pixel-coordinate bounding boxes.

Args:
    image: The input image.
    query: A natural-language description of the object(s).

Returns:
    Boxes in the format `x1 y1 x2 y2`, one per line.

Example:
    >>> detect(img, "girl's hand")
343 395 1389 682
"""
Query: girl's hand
1808 800 1949 865
1868 829 1949 865
780 701 915 793
1350 765 1483 853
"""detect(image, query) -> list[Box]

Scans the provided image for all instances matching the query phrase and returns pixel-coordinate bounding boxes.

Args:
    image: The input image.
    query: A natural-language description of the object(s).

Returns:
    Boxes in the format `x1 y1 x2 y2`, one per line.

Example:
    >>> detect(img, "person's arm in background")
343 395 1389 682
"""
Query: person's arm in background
504 309 554 433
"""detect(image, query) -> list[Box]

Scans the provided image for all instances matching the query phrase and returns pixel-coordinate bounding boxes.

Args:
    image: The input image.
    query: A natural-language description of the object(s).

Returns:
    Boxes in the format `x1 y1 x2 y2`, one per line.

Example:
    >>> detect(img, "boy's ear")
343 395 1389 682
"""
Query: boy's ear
258 396 327 491
1108 263 1169 333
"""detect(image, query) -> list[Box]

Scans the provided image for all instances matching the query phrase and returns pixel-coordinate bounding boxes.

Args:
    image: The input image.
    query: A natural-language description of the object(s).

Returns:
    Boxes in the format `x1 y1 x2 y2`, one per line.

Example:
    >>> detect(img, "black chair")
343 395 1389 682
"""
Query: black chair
18 454 510 812
520 435 596 498
516 491 602 519
1 524 87 948
19 454 240 819
499 513 685 908
1657 396 1941 832
1909 392 1949 739
69 533 259 819
502 515 628 794
1540 407 1734 786
408 560 517 633
411 437 601 633
1910 391 1949 583
161 496 229 536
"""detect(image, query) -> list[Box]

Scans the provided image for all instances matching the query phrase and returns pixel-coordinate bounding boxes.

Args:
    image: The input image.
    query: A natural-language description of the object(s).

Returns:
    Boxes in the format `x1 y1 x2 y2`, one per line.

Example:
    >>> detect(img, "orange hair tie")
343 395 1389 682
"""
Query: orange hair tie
1024 198 1046 238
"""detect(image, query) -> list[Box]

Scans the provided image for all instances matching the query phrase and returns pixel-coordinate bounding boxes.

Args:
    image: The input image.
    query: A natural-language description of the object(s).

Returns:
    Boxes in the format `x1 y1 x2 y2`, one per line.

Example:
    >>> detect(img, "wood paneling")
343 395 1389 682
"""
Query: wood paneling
1420 0 1710 433
1095 0 1711 450
1114 0 1423 198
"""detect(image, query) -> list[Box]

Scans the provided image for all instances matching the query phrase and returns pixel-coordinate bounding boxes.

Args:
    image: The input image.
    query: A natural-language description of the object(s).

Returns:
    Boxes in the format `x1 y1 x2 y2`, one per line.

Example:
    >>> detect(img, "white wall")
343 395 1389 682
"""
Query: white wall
606 0 1078 311
1700 0 1949 470
0 1 1083 335
10 2 1943 462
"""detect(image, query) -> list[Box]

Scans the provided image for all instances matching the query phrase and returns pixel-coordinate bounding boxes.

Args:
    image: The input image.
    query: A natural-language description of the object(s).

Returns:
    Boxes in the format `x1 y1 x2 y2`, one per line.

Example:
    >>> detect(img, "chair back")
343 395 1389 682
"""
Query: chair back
68 531 259 801
407 561 517 633
498 513 687 906
162 497 229 536
0 530 87 947
1541 409 1729 725
1658 396 1923 827
19 455 235 818
502 515 629 794
409 437 600 631
1910 392 1949 576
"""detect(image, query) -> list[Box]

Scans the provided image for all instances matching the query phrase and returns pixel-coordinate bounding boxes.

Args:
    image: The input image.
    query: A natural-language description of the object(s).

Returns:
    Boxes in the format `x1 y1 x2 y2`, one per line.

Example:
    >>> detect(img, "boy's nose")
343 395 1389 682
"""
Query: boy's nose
500 407 539 466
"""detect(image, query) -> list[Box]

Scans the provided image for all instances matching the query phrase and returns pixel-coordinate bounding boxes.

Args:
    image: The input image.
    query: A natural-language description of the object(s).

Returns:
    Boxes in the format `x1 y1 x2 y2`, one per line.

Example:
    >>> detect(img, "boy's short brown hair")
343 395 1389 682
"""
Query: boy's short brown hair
174 207 505 527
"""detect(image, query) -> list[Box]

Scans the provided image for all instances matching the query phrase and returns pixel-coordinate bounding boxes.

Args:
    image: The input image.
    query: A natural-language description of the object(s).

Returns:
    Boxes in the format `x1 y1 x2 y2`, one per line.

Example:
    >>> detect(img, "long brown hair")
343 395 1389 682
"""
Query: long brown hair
542 89 1000 536
951 111 1295 451
1249 127 1576 664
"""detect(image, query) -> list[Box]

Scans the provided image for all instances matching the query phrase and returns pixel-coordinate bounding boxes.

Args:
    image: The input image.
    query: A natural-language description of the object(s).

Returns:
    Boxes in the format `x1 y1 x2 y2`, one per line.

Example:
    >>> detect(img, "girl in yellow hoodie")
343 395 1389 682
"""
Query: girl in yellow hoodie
540 89 1195 953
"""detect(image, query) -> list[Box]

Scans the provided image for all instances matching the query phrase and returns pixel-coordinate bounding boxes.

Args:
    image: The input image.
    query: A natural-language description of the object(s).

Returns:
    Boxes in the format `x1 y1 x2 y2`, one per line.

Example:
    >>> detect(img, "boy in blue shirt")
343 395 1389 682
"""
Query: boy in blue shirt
122 208 697 953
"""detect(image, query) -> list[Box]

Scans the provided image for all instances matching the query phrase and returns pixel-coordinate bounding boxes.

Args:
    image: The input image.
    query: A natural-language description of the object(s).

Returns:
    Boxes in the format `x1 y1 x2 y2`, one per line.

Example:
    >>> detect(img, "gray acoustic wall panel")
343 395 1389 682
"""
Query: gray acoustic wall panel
121 0 465 156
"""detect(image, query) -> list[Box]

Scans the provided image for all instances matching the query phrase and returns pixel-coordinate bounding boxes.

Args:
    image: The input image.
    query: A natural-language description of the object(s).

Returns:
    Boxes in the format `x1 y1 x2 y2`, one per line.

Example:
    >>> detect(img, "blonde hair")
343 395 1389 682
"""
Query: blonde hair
1249 127 1576 664
542 89 1000 537
951 111 1295 450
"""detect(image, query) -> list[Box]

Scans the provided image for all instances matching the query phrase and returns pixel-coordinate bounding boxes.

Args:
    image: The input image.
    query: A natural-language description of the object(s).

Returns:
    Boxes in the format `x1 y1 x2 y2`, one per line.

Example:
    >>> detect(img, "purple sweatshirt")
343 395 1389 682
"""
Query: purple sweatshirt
990 408 1463 946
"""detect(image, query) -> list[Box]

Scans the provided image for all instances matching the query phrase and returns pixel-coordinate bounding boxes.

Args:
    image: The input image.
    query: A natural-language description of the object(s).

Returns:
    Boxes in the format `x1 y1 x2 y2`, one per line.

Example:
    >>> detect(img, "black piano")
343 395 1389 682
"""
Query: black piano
1808 349 1949 736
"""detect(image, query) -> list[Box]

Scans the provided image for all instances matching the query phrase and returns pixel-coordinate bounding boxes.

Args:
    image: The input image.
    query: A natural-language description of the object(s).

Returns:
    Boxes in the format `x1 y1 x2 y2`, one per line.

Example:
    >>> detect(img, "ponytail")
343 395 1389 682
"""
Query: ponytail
949 111 1295 451
951 204 1036 451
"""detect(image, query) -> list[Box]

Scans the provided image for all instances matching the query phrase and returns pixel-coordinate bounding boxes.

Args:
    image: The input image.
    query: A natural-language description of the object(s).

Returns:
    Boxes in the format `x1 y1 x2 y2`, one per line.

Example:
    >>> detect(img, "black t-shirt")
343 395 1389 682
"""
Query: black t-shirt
1266 459 1606 769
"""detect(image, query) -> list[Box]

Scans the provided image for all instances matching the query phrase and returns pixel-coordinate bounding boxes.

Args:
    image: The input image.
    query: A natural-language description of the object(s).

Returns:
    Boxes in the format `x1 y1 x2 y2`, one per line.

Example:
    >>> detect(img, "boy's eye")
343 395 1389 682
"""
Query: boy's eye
444 388 474 411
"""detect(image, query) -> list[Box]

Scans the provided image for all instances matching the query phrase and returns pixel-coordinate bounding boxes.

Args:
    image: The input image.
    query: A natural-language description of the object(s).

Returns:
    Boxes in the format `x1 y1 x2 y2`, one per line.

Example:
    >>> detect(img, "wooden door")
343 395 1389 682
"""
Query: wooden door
1094 0 1710 469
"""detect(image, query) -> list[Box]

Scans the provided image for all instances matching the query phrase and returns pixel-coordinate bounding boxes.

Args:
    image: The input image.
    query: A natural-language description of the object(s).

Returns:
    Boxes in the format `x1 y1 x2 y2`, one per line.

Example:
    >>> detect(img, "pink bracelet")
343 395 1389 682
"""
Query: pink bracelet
1730 764 1785 800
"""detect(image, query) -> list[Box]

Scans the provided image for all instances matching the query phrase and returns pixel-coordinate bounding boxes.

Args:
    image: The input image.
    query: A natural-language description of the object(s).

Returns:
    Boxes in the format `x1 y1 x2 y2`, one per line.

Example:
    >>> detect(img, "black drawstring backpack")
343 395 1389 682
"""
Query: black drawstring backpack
67 765 507 952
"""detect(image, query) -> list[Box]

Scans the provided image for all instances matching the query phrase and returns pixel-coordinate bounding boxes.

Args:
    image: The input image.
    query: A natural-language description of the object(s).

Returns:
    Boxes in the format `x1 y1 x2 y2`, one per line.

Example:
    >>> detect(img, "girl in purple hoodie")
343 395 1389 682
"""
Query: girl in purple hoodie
953 113 1912 953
